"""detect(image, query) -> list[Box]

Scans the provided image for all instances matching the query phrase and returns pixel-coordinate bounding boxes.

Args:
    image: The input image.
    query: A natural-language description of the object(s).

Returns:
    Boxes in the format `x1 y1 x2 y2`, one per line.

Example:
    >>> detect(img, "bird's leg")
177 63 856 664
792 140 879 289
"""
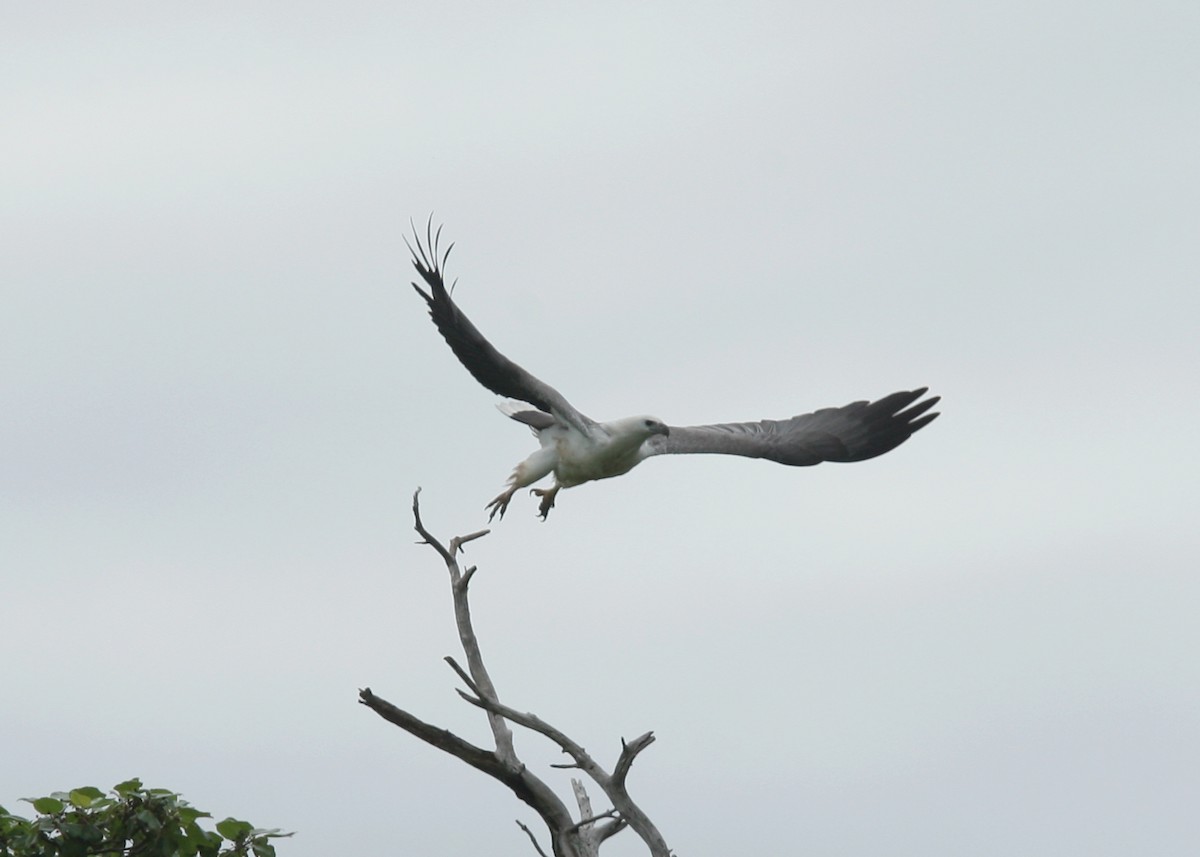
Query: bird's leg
487 452 556 522
486 486 518 522
530 485 561 520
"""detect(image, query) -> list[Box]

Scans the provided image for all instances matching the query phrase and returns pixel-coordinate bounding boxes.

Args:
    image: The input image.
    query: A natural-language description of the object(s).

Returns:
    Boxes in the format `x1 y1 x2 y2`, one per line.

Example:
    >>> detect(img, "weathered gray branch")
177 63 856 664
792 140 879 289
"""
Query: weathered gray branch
517 819 552 857
453 676 669 855
360 490 670 857
357 686 566 822
410 488 516 765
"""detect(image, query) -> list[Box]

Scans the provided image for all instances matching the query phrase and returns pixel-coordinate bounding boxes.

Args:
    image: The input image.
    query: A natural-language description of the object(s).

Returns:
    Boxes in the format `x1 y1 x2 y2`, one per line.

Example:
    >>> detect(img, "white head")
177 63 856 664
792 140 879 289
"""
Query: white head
608 415 670 440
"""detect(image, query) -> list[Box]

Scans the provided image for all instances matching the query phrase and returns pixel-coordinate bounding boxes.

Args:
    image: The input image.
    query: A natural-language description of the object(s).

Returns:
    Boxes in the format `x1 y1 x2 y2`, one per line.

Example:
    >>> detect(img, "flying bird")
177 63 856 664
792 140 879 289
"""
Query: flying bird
408 223 939 521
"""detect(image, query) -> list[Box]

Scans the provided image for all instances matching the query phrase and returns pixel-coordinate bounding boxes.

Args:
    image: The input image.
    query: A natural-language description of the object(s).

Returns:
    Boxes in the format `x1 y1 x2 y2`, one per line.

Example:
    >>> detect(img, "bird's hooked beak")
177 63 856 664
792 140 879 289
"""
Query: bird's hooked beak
654 423 670 437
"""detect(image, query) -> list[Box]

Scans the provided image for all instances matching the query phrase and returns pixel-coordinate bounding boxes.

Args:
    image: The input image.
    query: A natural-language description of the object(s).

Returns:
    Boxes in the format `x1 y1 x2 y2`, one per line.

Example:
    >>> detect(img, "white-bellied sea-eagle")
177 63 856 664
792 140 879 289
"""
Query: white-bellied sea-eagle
408 223 939 521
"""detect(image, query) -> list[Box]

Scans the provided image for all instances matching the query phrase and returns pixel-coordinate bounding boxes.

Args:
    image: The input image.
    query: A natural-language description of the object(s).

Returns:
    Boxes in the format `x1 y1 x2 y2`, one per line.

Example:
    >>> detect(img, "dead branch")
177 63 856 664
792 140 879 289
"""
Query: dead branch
571 779 595 829
614 732 657 789
516 820 551 857
410 489 516 764
568 809 619 834
452 679 670 855
360 491 671 857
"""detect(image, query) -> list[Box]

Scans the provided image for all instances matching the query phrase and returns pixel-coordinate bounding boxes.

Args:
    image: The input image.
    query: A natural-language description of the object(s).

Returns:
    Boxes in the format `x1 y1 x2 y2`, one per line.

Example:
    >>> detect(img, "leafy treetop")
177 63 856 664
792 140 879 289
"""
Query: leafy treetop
0 779 290 857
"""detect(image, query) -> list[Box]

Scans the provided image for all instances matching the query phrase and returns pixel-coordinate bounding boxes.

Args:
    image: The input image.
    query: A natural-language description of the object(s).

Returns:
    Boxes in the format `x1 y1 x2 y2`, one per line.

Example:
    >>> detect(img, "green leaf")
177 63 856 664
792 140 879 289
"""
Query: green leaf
68 787 101 808
135 808 163 831
60 837 89 857
215 818 253 840
249 828 292 839
112 778 143 796
189 826 222 857
61 821 104 843
28 796 65 814
177 806 212 825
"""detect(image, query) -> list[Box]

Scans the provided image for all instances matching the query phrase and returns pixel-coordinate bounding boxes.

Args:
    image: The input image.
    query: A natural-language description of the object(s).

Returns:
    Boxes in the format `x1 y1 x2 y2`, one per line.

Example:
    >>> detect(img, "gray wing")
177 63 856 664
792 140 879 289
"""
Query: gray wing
642 388 939 465
407 221 596 436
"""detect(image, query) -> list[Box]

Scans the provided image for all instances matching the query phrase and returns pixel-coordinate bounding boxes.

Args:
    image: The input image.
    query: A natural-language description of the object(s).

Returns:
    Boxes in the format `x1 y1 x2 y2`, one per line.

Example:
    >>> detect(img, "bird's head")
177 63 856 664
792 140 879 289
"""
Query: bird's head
603 415 670 449
637 416 670 438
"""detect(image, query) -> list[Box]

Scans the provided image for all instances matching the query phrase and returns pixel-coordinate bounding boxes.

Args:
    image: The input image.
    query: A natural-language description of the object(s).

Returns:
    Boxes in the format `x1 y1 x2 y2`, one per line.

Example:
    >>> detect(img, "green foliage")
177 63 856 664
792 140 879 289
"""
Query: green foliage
0 779 291 857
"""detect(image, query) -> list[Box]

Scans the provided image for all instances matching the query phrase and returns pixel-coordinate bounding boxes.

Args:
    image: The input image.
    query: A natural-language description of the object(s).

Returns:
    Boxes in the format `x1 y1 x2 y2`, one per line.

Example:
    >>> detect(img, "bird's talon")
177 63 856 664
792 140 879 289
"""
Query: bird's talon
485 493 513 522
530 486 560 520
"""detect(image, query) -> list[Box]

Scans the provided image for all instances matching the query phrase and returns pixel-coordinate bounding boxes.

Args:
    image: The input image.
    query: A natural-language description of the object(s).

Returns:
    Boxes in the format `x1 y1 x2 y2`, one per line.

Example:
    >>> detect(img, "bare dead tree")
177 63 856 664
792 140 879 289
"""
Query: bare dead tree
359 490 671 857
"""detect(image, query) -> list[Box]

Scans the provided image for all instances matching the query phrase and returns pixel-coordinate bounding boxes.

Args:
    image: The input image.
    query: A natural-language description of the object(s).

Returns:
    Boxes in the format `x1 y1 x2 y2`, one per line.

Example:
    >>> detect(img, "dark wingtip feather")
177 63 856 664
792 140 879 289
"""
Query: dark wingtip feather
404 219 558 414
897 394 940 422
908 412 940 433
407 215 452 304
832 387 941 462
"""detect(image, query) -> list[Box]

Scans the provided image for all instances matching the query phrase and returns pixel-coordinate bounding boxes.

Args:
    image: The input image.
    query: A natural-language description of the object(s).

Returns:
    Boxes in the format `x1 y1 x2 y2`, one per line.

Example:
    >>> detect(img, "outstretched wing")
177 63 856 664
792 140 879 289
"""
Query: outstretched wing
407 221 595 436
642 388 939 466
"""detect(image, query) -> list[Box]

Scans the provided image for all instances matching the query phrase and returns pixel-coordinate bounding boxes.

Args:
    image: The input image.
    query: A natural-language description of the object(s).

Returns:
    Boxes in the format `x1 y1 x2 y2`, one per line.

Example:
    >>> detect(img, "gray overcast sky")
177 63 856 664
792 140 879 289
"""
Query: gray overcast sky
3 2 1198 855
